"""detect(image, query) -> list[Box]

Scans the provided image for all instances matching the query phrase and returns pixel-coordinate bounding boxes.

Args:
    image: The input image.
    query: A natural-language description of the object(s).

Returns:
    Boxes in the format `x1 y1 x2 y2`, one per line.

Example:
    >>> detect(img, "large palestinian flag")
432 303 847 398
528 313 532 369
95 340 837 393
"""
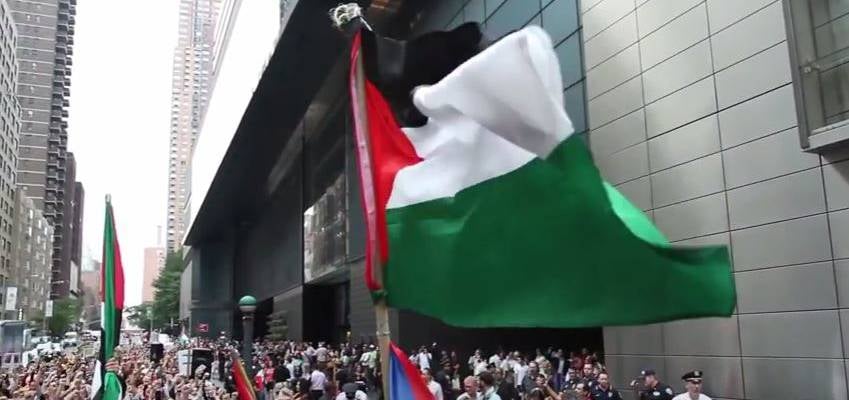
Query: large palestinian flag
349 23 735 327
92 198 124 400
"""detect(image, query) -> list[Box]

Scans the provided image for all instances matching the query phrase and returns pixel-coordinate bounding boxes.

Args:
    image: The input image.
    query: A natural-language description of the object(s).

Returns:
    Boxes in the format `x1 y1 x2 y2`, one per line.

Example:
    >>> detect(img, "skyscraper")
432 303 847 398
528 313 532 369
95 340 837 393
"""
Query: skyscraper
9 0 78 299
166 0 219 252
0 0 20 310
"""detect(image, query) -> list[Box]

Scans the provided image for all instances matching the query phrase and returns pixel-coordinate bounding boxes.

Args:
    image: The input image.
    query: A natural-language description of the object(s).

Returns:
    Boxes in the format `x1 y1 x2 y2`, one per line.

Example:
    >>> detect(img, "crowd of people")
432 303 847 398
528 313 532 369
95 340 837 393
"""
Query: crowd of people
0 336 711 400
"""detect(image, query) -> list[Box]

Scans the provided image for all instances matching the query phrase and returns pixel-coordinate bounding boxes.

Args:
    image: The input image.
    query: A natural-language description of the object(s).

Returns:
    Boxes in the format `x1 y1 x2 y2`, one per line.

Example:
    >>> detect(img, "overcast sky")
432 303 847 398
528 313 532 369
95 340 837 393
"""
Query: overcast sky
67 1 180 306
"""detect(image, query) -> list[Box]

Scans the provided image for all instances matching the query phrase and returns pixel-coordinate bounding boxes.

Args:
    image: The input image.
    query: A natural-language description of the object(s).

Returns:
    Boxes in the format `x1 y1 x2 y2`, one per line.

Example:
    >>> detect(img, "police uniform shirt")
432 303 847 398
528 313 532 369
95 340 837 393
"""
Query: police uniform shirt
671 394 711 400
582 378 598 391
591 387 623 400
640 383 674 400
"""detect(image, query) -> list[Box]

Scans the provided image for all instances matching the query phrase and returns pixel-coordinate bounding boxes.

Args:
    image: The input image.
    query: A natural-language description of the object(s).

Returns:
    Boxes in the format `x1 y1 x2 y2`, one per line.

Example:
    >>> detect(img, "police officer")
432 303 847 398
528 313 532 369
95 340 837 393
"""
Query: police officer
591 372 622 400
636 370 674 400
672 371 711 400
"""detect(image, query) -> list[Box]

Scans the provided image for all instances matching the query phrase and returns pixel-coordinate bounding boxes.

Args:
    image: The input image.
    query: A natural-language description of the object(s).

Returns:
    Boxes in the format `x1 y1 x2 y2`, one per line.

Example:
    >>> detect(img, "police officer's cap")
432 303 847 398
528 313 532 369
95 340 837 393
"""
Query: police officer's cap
640 369 656 377
681 370 703 382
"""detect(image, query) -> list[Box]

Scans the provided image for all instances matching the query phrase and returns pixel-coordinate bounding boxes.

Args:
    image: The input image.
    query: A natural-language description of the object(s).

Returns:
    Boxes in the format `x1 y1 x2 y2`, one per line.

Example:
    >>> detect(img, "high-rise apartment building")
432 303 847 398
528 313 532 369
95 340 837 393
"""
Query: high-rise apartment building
10 187 52 321
142 247 165 303
9 0 78 299
0 0 20 311
166 0 220 252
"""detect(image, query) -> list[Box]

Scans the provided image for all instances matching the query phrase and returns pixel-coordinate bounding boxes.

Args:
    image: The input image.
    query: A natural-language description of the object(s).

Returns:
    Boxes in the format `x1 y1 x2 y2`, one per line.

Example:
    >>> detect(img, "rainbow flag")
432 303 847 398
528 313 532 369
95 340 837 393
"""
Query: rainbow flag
389 342 434 400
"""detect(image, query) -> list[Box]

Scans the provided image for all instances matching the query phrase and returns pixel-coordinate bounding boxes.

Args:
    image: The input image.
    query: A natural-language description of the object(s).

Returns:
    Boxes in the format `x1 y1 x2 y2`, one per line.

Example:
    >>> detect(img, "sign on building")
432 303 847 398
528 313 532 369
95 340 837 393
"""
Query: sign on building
44 300 53 318
3 287 16 312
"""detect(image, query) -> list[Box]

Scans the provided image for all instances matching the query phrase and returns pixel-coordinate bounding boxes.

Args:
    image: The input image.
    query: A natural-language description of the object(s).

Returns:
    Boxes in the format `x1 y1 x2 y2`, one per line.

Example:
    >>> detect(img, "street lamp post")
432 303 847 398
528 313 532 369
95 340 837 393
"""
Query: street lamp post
238 295 257 375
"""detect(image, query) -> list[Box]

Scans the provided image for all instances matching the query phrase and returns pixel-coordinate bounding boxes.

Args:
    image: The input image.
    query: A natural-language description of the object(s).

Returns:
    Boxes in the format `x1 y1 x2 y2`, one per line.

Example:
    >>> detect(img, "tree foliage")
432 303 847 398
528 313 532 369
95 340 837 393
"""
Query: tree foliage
49 297 82 336
149 249 184 331
126 302 153 329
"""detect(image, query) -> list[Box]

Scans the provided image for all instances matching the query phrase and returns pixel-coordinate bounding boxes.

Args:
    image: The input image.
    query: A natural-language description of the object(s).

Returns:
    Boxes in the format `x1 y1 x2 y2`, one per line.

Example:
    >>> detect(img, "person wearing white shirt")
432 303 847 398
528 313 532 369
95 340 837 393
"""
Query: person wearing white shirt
309 368 327 399
468 350 483 371
513 359 528 389
360 345 377 370
671 370 712 400
473 359 488 376
424 369 444 400
417 348 432 371
316 343 329 364
488 352 502 368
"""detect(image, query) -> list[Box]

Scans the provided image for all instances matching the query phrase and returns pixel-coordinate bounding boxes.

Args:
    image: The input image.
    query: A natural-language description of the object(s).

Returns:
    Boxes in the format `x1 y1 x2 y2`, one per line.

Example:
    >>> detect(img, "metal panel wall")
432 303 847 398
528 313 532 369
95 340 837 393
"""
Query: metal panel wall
583 0 849 398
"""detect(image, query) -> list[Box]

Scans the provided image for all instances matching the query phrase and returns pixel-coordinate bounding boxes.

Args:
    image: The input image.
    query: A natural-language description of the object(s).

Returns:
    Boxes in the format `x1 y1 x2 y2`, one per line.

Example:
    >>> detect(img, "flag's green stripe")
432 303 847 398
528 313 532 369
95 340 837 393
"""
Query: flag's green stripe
384 136 735 328
103 372 123 400
103 204 117 360
603 182 668 246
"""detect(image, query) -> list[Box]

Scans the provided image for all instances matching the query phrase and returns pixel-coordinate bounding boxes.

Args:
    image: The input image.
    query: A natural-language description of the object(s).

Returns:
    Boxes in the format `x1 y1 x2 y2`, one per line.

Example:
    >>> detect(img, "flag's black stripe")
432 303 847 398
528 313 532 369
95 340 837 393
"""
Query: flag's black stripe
94 308 124 399
361 22 490 127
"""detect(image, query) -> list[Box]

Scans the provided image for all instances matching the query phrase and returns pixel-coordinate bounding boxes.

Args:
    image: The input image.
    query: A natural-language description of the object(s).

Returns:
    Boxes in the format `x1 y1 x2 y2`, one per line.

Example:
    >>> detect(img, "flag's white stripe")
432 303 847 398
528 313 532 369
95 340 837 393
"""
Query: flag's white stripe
387 27 574 209
389 115 535 209
91 360 103 399
91 301 106 400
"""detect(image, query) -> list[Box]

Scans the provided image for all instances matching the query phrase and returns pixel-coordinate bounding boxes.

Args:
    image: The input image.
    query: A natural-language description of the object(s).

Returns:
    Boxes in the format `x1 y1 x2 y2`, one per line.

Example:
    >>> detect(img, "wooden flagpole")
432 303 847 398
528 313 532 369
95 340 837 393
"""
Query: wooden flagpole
353 34 392 400
331 4 390 398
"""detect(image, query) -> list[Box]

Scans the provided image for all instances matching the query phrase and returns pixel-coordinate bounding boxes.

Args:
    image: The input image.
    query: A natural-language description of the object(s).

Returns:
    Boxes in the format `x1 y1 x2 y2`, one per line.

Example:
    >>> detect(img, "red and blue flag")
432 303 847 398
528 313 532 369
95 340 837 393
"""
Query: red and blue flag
389 342 434 400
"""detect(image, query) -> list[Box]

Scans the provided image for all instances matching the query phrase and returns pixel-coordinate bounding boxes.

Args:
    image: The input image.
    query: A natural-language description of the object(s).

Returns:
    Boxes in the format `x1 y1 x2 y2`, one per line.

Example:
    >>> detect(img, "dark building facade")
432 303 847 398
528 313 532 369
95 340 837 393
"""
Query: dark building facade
51 151 80 298
182 0 595 355
70 180 82 293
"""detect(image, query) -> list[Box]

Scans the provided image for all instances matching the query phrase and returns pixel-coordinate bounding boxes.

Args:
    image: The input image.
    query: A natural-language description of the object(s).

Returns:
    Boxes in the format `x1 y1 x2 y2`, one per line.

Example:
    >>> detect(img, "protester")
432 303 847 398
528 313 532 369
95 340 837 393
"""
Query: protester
424 368 444 400
9 329 723 400
336 382 367 400
478 372 501 400
456 376 479 400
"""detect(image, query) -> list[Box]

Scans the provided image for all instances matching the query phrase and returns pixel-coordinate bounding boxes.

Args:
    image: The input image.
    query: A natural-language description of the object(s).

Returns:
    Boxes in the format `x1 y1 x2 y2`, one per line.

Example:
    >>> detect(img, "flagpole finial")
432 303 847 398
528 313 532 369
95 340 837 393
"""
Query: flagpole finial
329 3 371 31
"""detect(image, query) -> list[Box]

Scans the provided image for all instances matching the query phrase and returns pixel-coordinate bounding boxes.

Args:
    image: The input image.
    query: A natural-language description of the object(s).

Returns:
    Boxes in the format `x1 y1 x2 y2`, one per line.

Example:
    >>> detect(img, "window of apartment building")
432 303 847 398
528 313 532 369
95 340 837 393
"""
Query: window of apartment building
784 0 849 150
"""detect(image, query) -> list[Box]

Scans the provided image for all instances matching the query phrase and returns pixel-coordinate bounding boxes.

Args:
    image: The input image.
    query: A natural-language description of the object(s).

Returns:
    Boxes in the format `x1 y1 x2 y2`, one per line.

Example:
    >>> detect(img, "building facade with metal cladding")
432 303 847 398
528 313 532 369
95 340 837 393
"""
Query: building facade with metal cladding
182 0 849 398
